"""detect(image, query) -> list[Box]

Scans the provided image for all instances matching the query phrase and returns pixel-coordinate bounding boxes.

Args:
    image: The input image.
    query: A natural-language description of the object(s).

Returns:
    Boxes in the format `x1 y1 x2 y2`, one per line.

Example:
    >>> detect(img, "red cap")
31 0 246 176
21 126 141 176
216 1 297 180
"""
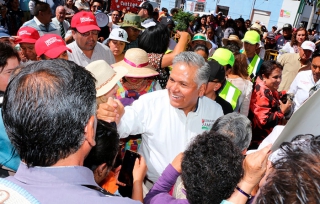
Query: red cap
71 11 101 33
35 34 72 59
15 27 40 44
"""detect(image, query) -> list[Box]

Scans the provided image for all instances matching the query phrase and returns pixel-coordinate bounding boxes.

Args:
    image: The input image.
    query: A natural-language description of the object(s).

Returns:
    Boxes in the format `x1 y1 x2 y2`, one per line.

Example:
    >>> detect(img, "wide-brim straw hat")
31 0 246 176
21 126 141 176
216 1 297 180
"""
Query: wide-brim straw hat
112 48 159 78
222 34 243 49
85 60 128 97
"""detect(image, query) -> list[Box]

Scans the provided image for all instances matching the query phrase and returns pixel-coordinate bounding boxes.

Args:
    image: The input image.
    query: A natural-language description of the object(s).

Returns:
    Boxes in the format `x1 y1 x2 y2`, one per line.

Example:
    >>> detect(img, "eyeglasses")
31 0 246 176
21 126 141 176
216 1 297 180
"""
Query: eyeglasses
76 30 99 37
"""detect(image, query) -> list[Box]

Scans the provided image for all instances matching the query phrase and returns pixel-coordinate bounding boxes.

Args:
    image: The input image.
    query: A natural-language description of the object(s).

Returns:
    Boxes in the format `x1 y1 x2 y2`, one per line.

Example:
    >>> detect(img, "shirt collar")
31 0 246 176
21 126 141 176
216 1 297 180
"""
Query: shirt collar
33 16 45 27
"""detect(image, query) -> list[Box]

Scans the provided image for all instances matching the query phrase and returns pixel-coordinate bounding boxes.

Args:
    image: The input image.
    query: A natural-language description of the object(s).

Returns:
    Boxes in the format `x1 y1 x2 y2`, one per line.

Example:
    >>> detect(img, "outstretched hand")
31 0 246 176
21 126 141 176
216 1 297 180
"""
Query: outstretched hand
96 97 124 124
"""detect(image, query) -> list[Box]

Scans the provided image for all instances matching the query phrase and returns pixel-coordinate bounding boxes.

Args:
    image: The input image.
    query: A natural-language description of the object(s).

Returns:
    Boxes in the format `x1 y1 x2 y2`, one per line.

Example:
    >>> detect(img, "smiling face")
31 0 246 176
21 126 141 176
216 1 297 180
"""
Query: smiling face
263 67 282 91
296 30 306 44
20 43 37 61
166 62 205 115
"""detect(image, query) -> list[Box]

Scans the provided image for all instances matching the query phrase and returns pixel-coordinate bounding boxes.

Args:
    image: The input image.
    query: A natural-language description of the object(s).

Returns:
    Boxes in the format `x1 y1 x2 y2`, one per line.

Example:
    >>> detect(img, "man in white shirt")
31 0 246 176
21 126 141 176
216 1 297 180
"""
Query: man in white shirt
22 1 60 36
97 52 223 183
67 11 115 67
288 51 320 111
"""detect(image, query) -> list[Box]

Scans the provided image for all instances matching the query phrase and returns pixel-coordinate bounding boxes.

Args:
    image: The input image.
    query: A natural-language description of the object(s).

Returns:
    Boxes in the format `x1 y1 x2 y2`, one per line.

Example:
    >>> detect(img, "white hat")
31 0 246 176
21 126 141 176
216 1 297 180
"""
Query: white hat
85 60 128 97
301 41 315 52
107 28 129 43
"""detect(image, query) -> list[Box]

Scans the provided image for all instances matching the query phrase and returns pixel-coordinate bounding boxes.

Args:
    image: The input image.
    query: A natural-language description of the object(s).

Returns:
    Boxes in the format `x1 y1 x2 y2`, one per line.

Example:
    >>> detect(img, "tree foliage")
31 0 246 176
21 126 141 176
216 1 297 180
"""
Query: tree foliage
173 10 194 32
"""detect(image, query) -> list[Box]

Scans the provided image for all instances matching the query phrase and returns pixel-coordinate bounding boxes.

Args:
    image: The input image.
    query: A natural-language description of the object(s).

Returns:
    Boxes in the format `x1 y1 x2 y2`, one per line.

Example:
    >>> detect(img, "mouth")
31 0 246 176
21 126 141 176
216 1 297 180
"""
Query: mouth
171 93 183 100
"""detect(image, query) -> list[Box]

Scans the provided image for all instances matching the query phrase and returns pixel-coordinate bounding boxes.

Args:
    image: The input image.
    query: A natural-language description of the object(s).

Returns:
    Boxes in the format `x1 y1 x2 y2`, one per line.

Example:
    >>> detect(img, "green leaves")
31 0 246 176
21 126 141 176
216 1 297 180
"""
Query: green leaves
173 10 195 32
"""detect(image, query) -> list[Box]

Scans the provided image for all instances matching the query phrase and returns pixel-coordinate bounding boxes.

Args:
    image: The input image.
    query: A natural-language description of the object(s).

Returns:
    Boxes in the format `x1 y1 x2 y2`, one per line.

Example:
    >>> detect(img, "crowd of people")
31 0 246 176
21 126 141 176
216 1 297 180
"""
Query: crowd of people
0 0 320 203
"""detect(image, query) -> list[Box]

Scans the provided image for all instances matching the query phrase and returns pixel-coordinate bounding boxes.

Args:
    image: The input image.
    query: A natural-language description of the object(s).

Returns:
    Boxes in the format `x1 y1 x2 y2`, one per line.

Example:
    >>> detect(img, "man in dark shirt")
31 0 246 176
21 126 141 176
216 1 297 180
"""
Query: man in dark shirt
276 23 292 50
204 60 233 115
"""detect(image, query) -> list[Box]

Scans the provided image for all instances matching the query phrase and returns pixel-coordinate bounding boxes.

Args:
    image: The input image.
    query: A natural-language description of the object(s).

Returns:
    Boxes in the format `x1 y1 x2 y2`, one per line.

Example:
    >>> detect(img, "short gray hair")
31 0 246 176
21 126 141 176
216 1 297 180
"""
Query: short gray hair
210 112 252 151
172 52 210 88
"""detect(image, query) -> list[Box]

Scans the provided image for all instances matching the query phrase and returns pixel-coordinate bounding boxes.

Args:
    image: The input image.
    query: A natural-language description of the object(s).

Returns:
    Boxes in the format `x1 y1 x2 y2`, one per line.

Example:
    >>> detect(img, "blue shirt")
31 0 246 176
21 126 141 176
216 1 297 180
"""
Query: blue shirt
0 109 20 171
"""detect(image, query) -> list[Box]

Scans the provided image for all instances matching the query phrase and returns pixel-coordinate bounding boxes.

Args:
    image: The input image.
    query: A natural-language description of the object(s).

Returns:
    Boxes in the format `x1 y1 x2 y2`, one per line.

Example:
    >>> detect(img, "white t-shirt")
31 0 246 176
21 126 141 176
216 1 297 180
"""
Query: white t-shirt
117 89 223 182
288 70 317 112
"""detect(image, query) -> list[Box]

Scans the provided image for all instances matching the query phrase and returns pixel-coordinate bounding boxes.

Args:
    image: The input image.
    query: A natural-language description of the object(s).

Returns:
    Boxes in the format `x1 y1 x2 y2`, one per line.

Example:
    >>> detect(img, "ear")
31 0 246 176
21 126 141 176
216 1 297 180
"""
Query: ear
84 115 97 147
198 83 206 97
71 30 77 39
214 82 222 91
262 74 267 81
96 163 107 176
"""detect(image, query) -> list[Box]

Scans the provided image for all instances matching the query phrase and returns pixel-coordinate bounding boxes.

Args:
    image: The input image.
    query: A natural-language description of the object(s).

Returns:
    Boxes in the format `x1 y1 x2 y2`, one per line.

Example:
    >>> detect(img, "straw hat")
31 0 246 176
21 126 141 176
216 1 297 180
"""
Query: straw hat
222 35 243 49
85 60 128 97
112 48 159 78
250 23 263 35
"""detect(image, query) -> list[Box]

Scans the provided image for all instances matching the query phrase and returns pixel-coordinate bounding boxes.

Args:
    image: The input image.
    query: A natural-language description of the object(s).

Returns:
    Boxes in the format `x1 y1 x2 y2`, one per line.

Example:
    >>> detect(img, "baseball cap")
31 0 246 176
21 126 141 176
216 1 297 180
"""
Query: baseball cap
209 48 235 67
160 17 175 27
35 34 72 59
71 11 101 33
266 32 276 40
282 23 292 30
272 25 278 29
15 27 40 44
301 41 315 52
242 30 260 45
136 2 153 15
208 60 226 82
107 28 129 43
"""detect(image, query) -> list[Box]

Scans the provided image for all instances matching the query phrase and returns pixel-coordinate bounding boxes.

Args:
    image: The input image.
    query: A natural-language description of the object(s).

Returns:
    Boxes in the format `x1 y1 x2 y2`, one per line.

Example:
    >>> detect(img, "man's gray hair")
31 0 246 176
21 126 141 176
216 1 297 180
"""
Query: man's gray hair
172 52 210 88
210 112 252 151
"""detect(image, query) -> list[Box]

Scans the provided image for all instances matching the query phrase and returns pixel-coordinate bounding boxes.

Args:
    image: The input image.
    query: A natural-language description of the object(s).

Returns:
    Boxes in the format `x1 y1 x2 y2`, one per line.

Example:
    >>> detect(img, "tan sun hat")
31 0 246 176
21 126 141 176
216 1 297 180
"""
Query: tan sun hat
85 60 128 97
222 34 243 49
112 48 159 78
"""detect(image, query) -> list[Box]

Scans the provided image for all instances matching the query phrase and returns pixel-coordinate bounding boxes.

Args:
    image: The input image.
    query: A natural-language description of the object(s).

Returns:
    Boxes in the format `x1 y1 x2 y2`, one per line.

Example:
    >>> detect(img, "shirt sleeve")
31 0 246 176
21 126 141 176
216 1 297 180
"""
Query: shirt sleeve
148 53 163 70
144 164 187 204
117 96 148 138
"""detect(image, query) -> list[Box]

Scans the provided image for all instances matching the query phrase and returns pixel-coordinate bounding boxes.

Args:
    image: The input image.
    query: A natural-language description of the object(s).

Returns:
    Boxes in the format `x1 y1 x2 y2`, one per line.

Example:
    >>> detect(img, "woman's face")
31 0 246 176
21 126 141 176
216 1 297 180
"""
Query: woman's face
66 0 73 6
201 17 206 25
296 30 306 44
124 77 144 85
263 67 282 91
108 40 126 57
97 84 119 103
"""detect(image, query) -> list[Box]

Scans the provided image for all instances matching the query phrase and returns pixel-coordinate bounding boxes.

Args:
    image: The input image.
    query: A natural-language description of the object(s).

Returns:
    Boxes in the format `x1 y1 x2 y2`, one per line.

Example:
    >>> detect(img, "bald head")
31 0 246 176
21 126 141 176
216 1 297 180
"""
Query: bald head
56 6 66 22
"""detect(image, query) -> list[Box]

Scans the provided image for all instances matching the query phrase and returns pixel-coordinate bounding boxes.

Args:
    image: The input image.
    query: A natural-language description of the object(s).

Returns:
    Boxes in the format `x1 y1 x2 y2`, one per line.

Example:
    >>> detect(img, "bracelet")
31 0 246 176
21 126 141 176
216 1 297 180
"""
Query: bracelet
235 186 252 199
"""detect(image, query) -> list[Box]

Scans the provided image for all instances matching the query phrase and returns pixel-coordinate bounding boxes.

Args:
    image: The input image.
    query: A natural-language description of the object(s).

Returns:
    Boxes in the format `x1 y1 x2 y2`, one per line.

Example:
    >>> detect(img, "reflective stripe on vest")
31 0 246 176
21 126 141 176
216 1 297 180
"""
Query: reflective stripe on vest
247 54 261 79
219 81 242 110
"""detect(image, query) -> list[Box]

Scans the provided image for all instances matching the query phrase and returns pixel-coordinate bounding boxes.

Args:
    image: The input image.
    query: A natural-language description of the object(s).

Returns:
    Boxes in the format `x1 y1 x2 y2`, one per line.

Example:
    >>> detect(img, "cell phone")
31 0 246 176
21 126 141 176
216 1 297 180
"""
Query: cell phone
118 150 140 186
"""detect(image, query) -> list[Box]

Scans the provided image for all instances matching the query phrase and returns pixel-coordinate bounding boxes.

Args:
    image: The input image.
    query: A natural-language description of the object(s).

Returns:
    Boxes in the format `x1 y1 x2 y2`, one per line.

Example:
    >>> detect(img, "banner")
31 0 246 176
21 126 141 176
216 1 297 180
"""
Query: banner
280 9 291 18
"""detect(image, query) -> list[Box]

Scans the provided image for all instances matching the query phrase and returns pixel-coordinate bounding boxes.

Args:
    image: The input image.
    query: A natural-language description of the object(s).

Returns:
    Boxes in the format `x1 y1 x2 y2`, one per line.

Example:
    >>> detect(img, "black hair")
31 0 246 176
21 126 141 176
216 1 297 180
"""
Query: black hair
312 50 320 59
181 132 244 204
193 44 209 56
258 60 283 79
34 1 50 16
170 8 178 15
2 59 96 167
84 120 120 171
90 0 102 6
0 42 20 73
161 7 168 12
138 23 170 54
223 44 240 54
255 134 320 204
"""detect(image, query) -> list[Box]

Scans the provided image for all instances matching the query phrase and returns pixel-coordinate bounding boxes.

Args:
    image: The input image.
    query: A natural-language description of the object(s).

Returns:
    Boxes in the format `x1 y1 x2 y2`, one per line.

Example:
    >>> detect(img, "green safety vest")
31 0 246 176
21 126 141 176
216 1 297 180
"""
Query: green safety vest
247 54 263 80
219 81 242 110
